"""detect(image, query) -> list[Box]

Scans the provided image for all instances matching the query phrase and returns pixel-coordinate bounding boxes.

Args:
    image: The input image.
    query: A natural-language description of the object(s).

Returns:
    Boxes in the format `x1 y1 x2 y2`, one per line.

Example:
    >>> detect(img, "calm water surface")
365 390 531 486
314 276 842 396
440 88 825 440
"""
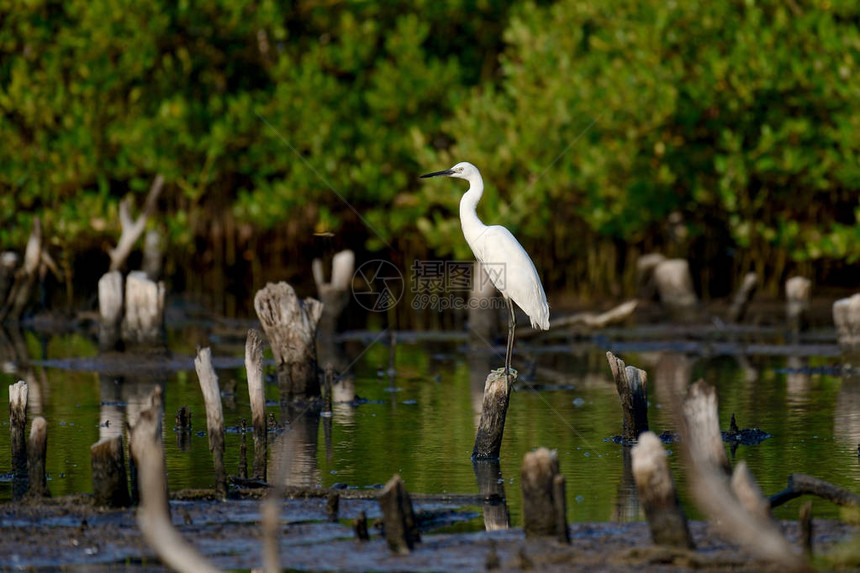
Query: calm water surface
1 322 859 526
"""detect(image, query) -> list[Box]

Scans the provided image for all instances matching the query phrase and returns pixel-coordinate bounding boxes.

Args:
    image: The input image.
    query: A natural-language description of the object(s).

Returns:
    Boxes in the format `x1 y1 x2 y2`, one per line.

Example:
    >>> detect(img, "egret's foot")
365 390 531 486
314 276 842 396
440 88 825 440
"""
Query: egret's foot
491 367 518 391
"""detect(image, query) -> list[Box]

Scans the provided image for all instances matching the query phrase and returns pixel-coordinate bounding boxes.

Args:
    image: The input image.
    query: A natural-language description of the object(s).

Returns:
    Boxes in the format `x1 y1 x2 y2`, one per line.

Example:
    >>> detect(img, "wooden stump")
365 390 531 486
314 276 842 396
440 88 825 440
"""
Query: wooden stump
320 364 333 414
472 369 514 460
799 501 813 557
606 352 649 442
245 329 267 481
631 432 693 548
142 229 163 281
728 272 758 324
0 252 18 310
653 258 698 321
636 253 666 300
195 347 227 499
681 380 730 474
521 447 569 543
378 474 420 554
98 271 124 351
9 380 29 499
731 460 772 522
254 282 323 402
326 492 340 522
109 175 163 272
354 511 370 541
91 435 131 507
27 416 48 498
174 406 191 452
313 249 354 333
121 271 166 348
786 276 811 335
833 294 860 352
1 218 42 323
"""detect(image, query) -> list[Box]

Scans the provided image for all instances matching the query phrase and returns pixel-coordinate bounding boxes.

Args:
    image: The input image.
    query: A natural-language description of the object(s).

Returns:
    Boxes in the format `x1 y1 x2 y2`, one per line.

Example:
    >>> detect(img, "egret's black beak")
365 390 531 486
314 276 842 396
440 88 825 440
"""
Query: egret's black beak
420 169 454 178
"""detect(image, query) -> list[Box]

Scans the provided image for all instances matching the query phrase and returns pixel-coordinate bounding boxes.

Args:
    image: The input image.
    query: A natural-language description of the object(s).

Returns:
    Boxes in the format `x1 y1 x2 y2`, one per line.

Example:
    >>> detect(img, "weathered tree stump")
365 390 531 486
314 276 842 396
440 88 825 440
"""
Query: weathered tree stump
353 510 370 541
142 229 163 281
91 435 131 507
472 369 514 460
313 249 354 333
175 406 192 430
521 447 569 543
799 501 813 557
631 431 693 548
0 252 18 308
728 272 758 324
681 380 730 474
731 460 772 522
326 492 340 522
786 276 811 335
653 258 699 321
9 380 29 499
195 347 227 499
378 474 420 554
131 387 221 573
1 218 42 323
322 364 334 415
254 282 324 402
606 352 649 442
98 270 124 351
833 294 860 352
245 329 267 481
109 175 164 272
174 406 191 452
121 271 166 348
636 253 667 300
27 416 48 498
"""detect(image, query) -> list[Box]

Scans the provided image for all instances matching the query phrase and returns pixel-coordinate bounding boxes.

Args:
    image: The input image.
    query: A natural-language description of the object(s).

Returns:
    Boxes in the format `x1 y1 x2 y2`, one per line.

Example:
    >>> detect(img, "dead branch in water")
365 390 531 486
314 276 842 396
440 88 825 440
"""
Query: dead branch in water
769 473 860 510
680 380 810 572
109 175 164 272
131 387 222 573
195 347 227 499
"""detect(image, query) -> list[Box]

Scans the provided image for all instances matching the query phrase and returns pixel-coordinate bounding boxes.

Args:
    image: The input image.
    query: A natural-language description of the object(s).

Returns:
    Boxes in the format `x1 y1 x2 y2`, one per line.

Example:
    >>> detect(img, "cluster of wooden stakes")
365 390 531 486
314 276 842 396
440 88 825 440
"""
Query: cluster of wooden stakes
6 247 860 571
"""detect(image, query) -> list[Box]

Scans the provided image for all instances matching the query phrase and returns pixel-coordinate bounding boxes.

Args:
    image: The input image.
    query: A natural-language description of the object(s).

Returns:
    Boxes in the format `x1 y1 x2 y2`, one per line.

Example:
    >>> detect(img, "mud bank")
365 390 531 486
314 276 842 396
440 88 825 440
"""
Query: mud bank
1 492 855 572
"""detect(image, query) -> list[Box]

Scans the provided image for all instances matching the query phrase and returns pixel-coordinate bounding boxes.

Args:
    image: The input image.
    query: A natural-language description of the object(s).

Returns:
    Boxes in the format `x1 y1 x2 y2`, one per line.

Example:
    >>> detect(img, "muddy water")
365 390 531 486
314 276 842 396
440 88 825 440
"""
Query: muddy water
1 322 859 527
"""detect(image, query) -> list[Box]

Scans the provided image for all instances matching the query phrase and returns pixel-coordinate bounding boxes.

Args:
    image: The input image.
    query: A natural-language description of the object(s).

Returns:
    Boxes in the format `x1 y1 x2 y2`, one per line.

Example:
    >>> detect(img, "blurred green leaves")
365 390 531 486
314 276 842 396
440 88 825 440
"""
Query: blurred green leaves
0 0 857 294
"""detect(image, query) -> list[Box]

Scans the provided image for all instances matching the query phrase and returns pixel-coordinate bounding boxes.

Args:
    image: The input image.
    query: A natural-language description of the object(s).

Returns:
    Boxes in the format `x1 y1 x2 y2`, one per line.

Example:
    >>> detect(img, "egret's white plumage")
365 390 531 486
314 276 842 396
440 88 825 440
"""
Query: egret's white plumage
421 161 549 378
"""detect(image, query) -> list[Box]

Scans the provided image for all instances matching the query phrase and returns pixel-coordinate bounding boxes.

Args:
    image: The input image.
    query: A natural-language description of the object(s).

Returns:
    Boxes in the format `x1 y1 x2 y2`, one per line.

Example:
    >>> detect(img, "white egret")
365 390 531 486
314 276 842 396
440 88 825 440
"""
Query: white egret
421 162 549 382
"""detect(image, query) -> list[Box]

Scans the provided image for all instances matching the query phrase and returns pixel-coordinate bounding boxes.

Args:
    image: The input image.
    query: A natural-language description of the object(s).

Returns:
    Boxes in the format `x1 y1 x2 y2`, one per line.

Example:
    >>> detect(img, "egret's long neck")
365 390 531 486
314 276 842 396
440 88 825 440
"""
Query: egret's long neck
459 174 486 243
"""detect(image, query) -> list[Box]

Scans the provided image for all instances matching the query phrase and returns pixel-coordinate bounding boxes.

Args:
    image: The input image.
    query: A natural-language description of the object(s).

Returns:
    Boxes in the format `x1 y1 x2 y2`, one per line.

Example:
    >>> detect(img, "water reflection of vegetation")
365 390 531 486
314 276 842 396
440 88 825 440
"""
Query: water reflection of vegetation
2 332 859 525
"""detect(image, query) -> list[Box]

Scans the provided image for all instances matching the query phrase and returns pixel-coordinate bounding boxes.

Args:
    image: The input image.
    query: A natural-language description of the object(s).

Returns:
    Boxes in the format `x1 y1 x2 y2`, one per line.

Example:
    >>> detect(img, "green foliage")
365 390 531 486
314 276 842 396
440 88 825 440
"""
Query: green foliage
1 0 858 296
419 0 860 285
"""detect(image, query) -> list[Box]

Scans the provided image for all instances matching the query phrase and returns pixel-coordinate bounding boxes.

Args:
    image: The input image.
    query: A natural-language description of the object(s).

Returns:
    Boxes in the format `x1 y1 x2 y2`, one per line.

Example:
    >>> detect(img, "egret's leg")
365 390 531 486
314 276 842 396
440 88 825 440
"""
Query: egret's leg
505 298 516 386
